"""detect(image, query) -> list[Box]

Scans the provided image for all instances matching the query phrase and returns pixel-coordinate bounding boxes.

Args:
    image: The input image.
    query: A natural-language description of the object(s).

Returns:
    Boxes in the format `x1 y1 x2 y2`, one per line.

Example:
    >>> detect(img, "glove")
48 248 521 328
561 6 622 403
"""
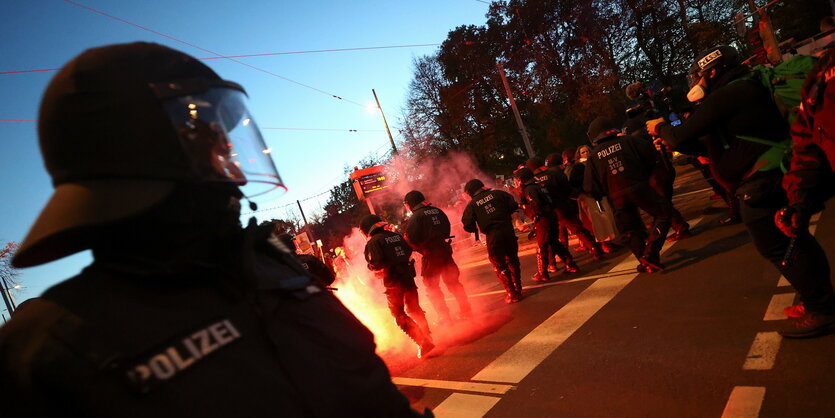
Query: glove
774 206 809 238
645 118 666 136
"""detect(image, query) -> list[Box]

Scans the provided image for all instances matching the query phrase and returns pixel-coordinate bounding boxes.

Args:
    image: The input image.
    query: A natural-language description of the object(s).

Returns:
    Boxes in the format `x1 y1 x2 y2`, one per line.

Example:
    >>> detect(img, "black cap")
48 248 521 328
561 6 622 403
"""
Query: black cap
360 214 384 235
587 116 621 145
694 45 740 77
403 190 426 209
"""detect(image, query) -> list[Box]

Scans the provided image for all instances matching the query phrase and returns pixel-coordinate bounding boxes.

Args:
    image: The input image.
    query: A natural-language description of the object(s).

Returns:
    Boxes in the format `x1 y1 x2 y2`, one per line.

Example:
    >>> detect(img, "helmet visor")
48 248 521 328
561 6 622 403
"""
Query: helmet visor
161 87 285 199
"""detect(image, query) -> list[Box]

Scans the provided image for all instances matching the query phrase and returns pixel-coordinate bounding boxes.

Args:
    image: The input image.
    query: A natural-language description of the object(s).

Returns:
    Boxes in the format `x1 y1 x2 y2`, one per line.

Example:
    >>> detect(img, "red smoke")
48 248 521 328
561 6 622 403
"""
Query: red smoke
332 151 512 371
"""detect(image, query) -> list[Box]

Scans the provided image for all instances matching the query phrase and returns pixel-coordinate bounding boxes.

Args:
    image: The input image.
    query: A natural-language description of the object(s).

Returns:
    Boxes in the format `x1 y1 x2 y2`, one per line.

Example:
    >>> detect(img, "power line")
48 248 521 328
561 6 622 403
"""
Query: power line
60 0 363 106
0 43 440 76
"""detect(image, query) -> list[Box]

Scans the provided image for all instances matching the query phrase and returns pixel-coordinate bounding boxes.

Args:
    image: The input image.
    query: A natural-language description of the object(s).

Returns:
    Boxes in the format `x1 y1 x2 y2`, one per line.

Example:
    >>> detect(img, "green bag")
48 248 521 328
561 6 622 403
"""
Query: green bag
739 55 819 172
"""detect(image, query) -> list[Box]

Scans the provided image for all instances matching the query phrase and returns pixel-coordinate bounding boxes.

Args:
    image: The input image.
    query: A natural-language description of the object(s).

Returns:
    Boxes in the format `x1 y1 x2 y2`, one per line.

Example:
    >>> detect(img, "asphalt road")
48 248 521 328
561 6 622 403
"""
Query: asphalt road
388 166 835 418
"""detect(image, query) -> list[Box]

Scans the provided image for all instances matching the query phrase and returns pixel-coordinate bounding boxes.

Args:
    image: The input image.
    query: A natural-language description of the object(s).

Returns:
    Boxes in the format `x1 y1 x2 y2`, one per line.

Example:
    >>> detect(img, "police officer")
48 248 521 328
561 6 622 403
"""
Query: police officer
403 191 472 322
648 45 835 337
586 117 672 273
461 179 523 303
276 233 336 287
361 214 434 358
525 157 604 260
0 43 426 417
514 167 580 283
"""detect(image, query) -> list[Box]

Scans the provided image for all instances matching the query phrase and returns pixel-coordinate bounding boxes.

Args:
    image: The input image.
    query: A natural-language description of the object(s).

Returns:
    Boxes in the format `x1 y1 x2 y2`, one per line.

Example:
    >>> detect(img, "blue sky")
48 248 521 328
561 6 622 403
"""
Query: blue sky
0 0 490 310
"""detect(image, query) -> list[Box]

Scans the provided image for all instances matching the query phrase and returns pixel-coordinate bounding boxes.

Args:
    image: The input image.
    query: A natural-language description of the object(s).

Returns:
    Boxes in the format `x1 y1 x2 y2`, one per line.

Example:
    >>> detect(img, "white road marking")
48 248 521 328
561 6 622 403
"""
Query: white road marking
451 268 639 300
471 218 703 384
471 257 639 383
743 332 782 370
763 293 795 321
776 276 790 287
721 386 766 418
392 377 515 395
432 393 501 418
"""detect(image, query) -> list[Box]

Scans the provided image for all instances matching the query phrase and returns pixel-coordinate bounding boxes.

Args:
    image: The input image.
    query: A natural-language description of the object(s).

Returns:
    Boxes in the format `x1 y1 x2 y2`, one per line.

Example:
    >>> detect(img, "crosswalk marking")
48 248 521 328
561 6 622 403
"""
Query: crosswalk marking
432 393 501 418
392 377 515 395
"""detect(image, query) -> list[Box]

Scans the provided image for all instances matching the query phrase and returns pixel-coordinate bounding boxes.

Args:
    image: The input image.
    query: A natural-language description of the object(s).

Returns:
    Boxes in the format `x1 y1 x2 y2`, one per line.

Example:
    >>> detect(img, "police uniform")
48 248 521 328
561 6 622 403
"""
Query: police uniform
404 203 471 321
296 253 336 287
519 179 577 279
0 223 420 417
364 224 433 350
461 187 523 302
584 124 672 269
0 42 426 417
532 166 603 258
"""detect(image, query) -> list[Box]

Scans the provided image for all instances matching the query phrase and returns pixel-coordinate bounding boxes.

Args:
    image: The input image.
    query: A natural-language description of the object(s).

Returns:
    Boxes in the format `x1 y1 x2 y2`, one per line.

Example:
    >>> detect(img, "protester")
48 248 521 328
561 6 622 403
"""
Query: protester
648 45 835 338
0 42 426 416
776 45 835 323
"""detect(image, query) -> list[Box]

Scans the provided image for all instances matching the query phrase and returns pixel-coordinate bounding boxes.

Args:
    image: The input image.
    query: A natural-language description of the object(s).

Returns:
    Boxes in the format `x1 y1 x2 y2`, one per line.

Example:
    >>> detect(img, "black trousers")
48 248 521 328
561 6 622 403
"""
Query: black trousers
534 213 573 273
610 183 672 262
486 226 521 279
737 171 835 314
420 242 471 318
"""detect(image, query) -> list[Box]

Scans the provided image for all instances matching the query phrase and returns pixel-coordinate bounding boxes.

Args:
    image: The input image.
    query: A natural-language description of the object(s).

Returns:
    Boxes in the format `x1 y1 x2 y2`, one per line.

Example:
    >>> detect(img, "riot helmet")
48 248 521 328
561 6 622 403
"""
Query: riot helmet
360 214 386 236
13 42 284 267
587 116 621 145
403 190 426 211
546 152 563 167
513 167 535 184
524 157 545 172
464 179 486 197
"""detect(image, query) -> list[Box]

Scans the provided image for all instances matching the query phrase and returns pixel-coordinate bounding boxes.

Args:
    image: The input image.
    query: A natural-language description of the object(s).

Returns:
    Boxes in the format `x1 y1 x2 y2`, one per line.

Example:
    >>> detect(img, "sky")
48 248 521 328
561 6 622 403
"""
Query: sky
0 0 491 311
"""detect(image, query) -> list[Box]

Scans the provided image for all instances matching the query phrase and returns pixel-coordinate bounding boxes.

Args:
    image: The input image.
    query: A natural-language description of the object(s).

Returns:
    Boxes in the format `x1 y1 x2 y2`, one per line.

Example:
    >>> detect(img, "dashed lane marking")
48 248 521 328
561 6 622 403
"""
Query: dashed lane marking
763 293 795 321
432 393 501 418
392 377 515 395
722 386 766 418
742 332 782 370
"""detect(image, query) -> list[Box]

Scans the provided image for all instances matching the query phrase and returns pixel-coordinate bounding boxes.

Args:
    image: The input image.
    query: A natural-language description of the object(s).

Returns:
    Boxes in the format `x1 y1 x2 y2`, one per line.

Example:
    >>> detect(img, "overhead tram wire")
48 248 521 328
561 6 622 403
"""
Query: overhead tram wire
0 44 440 76
59 0 363 106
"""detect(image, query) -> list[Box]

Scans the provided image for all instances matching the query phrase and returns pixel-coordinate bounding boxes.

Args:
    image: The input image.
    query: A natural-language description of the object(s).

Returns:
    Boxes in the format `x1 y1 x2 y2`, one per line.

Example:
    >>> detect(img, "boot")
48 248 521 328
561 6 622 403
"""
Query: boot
563 257 580 273
497 269 518 303
532 253 551 282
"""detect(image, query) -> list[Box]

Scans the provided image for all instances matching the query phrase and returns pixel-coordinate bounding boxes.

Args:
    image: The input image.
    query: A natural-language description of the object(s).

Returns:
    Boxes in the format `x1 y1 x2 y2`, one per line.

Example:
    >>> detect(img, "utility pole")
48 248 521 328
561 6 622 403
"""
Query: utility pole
496 64 535 158
296 200 309 227
372 89 397 154
0 275 14 316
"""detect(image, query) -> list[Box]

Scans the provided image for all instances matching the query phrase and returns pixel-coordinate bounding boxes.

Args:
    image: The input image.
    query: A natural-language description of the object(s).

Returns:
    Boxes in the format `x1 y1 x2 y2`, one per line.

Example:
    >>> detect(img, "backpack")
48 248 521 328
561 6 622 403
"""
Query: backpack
737 54 820 172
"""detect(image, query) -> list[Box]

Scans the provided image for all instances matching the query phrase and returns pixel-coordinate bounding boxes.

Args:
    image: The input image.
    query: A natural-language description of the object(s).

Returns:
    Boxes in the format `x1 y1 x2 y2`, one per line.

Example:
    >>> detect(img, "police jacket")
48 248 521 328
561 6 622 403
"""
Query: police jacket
0 222 418 417
297 253 336 287
404 204 452 255
584 134 658 200
520 181 553 219
533 167 573 204
461 188 518 235
656 66 787 187
364 228 416 288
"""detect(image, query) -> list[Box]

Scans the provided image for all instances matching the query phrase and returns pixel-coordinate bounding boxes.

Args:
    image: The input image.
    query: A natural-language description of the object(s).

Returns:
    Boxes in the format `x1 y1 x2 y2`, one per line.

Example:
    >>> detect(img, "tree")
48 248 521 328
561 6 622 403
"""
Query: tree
0 241 20 316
